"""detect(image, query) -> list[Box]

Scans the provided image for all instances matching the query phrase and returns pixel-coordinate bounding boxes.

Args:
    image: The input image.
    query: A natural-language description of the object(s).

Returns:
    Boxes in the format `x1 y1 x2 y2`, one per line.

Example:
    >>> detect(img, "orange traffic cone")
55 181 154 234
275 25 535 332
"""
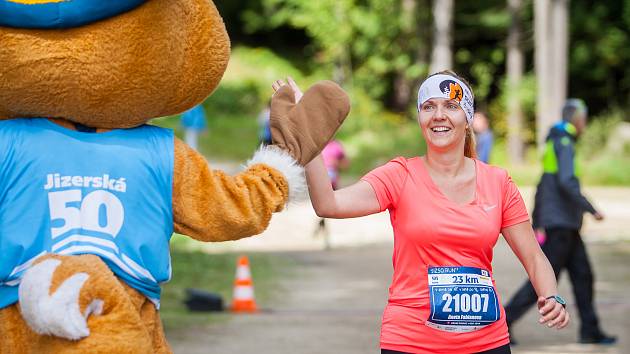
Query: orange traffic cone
231 255 258 313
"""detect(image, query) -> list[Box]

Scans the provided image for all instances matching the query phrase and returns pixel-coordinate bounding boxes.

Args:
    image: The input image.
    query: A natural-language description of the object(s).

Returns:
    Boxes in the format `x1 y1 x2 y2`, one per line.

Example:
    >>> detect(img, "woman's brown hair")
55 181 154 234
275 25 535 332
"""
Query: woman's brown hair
422 70 477 159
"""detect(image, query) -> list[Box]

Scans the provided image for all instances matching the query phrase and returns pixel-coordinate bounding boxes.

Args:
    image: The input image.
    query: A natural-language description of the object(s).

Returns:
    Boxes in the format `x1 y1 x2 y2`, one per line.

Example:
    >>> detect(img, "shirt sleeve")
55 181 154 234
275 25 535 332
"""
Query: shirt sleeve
360 157 408 212
501 171 531 229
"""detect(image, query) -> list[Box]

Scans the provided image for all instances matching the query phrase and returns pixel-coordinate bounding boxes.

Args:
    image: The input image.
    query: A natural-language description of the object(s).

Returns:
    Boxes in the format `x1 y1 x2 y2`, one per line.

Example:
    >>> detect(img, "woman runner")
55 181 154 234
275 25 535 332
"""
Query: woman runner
272 72 569 354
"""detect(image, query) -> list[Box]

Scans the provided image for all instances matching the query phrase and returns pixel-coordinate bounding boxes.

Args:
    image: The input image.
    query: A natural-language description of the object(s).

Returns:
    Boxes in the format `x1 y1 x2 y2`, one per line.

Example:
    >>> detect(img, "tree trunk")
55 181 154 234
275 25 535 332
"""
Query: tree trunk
429 0 453 74
534 0 554 149
552 0 569 118
333 2 352 87
392 0 417 111
507 0 525 163
535 0 569 149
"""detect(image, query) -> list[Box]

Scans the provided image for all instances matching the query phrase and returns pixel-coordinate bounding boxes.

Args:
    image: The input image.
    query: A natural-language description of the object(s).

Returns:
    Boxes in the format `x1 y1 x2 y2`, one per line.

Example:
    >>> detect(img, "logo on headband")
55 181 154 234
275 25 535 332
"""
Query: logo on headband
439 80 464 102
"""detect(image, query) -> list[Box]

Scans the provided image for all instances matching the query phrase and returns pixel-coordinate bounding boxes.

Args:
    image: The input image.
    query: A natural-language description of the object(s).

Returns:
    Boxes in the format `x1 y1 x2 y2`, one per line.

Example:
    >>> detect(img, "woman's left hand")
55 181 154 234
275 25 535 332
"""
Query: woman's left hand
537 296 570 329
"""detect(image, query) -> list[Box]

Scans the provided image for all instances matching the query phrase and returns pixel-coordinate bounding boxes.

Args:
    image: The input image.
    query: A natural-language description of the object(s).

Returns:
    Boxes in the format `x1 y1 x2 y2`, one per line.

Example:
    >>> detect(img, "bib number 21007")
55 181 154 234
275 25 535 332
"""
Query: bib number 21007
441 293 490 313
48 189 125 239
426 266 500 333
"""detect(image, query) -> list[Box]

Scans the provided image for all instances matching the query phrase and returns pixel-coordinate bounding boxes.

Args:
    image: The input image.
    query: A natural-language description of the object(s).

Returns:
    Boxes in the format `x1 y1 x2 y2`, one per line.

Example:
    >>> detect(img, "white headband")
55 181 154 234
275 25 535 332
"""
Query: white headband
417 74 475 124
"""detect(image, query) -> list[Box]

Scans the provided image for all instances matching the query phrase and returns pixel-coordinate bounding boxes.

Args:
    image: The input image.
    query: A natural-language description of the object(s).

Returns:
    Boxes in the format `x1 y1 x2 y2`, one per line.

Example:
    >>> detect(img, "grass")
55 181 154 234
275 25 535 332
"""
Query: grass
153 114 261 162
490 139 630 187
160 235 296 331
581 155 630 185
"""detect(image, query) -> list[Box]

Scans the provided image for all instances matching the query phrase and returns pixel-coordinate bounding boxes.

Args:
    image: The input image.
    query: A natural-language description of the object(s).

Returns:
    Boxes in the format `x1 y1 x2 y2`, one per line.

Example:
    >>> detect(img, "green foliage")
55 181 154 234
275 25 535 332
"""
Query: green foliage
578 110 624 158
153 112 260 162
488 73 538 143
245 0 432 106
154 0 630 184
222 46 309 101
488 139 541 186
577 110 630 185
243 0 354 70
227 0 630 121
582 155 630 186
571 1 630 110
152 46 312 161
336 90 427 176
490 111 630 186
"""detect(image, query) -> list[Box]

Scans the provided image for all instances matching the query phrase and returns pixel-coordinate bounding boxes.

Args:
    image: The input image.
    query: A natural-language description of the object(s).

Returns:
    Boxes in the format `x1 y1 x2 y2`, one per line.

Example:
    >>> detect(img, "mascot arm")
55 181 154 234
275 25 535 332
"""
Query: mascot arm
172 138 304 242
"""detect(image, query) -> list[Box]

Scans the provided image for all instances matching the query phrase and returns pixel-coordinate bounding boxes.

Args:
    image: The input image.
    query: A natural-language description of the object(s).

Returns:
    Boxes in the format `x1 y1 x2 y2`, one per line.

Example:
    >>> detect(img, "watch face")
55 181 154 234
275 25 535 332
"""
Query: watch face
555 295 566 305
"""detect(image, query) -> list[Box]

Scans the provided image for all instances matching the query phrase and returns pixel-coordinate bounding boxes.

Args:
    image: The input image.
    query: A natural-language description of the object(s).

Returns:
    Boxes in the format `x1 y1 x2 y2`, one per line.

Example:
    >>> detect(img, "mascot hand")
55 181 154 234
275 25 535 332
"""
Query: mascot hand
18 254 109 340
270 78 350 166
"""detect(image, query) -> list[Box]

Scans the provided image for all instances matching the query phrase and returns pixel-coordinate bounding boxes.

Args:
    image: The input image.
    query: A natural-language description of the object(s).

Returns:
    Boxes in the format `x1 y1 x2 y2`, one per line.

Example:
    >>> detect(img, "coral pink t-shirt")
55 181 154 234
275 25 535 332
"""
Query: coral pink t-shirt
361 157 530 354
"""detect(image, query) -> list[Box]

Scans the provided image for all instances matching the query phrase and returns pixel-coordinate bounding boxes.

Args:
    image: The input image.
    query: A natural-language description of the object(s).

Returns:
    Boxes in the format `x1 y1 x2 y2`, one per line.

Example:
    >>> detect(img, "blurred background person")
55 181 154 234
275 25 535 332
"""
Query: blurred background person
313 139 350 249
322 139 349 191
473 111 494 164
181 104 208 151
505 98 615 345
257 100 272 146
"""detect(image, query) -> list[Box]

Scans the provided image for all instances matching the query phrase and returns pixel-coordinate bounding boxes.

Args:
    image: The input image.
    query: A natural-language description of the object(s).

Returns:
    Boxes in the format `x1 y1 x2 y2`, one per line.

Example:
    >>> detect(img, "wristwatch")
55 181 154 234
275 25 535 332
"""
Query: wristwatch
546 295 567 308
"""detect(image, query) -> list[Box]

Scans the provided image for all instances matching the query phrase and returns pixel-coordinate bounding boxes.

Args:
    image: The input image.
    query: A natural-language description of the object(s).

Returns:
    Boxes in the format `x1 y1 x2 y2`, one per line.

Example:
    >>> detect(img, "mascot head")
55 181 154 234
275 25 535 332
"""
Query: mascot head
0 0 230 128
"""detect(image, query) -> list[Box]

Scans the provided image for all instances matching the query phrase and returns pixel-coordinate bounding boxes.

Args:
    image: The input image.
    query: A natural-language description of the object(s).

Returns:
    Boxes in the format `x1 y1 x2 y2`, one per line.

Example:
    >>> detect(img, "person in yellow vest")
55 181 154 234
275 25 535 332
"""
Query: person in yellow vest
505 99 616 345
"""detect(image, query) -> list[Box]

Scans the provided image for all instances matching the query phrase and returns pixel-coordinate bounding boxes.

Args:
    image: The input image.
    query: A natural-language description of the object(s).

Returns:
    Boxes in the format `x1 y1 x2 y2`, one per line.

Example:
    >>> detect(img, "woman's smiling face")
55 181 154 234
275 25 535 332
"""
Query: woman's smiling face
418 98 468 152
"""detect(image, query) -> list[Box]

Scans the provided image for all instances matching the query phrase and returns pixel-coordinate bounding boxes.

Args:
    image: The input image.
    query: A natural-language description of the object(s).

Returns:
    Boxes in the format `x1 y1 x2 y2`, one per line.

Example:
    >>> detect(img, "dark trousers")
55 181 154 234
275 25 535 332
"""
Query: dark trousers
382 343 511 354
504 228 601 338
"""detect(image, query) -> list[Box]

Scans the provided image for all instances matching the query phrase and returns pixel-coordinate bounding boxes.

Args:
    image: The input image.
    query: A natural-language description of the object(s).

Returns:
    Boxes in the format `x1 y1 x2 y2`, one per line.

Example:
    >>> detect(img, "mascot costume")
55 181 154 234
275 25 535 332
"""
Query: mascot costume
0 1 350 353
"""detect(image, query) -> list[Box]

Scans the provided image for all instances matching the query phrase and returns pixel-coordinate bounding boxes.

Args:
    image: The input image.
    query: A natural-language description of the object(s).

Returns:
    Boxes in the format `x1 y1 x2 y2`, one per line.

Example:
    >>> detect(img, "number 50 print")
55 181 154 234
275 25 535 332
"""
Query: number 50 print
48 190 125 239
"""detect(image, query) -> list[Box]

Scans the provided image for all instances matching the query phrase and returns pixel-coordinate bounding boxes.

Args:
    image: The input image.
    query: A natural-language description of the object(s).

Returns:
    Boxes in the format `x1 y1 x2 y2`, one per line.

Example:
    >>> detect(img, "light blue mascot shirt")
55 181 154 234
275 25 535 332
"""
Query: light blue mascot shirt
0 118 174 309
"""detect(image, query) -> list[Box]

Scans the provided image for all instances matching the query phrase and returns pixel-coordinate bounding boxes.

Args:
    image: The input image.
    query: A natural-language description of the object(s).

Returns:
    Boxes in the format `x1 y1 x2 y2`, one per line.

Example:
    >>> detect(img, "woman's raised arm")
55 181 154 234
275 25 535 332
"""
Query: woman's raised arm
272 77 381 219
305 155 381 218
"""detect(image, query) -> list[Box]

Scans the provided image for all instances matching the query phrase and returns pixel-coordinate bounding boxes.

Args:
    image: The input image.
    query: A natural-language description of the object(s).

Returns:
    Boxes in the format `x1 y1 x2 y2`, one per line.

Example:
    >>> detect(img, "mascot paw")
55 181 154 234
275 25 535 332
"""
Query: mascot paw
247 145 306 203
270 80 350 166
18 258 104 340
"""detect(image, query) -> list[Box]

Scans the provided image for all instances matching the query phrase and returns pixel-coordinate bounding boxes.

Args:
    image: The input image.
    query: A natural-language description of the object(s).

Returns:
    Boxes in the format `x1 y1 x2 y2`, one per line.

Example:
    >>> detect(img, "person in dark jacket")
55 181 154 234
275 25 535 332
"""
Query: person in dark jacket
505 99 616 345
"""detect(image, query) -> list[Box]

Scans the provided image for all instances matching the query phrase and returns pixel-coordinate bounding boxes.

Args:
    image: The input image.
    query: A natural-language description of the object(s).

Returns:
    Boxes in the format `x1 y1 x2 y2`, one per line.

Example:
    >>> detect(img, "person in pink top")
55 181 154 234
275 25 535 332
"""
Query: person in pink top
314 140 350 249
321 140 349 190
273 72 570 354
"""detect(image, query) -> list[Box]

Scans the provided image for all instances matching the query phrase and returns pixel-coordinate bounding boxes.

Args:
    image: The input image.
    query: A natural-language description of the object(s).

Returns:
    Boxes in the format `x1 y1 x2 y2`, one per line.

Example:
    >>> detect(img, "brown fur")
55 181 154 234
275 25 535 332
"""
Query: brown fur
0 0 230 128
0 120 291 353
173 138 289 241
0 254 159 354
0 0 343 350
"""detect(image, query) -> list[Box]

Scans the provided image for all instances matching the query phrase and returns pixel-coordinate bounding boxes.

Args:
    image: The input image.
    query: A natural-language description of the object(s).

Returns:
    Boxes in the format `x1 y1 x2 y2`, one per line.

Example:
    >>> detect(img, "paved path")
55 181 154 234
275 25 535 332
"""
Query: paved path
168 241 630 354
168 187 630 353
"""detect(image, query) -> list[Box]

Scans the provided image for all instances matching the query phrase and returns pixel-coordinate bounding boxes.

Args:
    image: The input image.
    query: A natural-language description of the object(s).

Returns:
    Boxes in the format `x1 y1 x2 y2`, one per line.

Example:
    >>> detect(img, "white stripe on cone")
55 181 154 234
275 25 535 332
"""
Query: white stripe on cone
236 265 251 280
233 285 254 300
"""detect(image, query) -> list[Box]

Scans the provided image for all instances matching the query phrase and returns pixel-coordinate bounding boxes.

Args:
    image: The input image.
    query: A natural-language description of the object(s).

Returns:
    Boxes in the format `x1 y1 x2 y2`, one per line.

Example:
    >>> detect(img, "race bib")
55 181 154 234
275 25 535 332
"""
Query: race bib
426 266 500 333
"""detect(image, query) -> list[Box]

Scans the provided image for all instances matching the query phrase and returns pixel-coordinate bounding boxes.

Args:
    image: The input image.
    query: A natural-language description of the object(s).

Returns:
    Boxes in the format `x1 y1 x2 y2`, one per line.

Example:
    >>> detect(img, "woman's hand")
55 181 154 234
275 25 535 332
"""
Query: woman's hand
272 77 303 102
537 296 570 329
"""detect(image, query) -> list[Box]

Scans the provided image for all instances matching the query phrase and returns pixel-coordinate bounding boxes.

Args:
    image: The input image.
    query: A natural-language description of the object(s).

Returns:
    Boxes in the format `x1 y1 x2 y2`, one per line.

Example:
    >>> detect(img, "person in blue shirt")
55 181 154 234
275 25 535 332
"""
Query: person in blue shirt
473 111 494 164
181 104 208 151
257 101 272 146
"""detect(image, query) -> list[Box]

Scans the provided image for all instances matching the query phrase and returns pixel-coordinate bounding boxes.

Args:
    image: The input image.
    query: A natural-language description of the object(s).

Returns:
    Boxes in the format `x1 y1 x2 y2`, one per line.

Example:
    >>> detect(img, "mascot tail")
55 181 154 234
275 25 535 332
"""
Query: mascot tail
17 254 155 353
